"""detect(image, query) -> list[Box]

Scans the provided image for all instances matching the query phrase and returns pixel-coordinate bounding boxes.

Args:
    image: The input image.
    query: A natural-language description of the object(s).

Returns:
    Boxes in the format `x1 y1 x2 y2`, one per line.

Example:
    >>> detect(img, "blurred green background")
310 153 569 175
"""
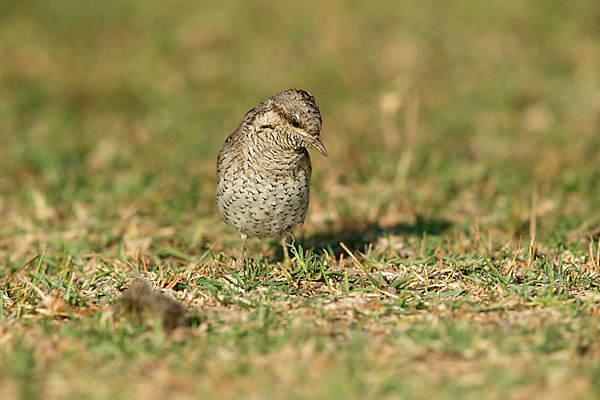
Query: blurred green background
1 0 599 246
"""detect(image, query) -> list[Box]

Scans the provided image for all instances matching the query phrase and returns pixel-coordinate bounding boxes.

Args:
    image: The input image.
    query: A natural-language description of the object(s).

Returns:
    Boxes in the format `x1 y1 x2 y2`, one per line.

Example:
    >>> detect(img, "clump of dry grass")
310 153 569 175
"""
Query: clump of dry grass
119 279 187 331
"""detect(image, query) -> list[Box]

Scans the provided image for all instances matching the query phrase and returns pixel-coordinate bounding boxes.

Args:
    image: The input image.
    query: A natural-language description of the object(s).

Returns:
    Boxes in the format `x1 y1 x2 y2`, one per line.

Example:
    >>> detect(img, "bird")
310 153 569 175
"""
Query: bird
216 89 327 265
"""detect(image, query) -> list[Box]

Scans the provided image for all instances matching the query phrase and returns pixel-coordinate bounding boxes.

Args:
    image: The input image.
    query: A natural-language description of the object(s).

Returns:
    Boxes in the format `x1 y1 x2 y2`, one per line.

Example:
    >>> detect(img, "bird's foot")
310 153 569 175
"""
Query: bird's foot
234 257 246 270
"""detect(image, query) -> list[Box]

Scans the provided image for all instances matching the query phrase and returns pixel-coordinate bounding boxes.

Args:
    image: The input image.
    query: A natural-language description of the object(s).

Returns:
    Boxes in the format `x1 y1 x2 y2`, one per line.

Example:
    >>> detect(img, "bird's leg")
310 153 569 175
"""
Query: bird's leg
239 233 248 270
280 232 291 267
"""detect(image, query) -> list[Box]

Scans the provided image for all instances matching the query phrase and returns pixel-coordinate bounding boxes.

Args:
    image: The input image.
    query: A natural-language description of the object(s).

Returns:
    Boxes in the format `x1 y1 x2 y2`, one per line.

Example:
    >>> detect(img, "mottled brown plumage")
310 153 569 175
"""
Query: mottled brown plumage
216 89 327 263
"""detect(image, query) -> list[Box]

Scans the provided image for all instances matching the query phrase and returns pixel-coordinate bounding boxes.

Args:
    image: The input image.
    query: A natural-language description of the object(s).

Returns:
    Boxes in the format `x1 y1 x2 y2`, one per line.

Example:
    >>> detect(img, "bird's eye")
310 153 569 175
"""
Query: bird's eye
291 119 301 128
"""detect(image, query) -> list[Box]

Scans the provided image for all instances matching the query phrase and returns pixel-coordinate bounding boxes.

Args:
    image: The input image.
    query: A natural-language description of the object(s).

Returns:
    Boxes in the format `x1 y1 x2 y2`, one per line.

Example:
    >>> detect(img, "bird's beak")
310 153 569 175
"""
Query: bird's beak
307 136 328 157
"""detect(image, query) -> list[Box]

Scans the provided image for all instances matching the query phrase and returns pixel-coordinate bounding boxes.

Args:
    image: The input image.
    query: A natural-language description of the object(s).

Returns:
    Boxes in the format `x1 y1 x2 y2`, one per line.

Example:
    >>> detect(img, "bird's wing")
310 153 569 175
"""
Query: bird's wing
216 125 244 179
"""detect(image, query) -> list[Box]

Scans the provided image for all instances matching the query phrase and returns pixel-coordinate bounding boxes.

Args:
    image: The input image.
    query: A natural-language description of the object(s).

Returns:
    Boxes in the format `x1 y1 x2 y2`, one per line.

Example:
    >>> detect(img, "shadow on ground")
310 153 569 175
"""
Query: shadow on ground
269 215 453 260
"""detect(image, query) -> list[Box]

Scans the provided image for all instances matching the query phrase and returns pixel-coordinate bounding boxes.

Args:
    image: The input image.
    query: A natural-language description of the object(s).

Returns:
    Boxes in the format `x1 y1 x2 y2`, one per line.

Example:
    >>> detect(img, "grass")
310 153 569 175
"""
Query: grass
1 0 600 399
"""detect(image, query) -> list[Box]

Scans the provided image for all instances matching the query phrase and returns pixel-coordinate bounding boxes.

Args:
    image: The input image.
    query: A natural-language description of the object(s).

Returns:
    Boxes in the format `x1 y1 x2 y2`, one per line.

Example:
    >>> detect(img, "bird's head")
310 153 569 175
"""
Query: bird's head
248 89 327 157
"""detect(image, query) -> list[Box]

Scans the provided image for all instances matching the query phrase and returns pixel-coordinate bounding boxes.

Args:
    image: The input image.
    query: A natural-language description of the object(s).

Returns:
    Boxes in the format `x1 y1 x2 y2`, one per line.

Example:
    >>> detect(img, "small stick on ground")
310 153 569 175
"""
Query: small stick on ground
527 187 538 270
